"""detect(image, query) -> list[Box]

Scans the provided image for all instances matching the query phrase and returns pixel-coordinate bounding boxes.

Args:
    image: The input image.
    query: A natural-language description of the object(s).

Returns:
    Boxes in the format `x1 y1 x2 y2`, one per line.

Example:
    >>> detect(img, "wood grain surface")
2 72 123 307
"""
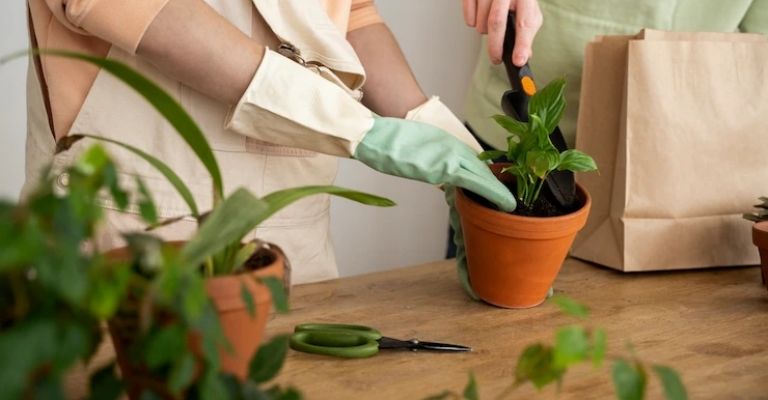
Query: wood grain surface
266 258 768 400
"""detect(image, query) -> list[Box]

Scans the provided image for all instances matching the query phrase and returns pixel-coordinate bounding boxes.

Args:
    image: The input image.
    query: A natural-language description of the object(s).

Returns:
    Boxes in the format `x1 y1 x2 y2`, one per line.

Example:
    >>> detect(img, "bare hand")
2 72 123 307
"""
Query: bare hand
462 0 542 66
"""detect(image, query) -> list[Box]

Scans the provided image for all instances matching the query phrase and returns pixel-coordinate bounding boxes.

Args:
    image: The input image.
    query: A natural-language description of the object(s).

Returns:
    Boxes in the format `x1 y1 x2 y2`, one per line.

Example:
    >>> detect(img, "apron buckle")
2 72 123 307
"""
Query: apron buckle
277 43 306 66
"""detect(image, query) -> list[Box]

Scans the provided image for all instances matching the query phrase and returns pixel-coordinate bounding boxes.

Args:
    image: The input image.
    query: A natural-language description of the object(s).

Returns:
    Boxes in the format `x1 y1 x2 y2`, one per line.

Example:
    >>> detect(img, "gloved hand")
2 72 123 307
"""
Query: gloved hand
400 96 507 300
226 48 514 207
445 185 479 300
353 118 515 211
225 49 517 298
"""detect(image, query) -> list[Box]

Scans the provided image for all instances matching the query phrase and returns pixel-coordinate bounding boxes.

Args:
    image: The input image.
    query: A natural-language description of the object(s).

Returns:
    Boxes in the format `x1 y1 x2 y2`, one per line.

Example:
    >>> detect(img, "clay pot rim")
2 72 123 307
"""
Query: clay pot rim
457 184 591 239
752 221 768 247
205 250 284 292
457 184 592 223
104 240 282 277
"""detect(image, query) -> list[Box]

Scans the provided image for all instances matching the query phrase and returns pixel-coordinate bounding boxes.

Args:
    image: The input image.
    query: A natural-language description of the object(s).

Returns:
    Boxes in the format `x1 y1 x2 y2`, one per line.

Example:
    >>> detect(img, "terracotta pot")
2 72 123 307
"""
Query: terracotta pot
455 164 591 308
206 249 284 378
751 221 768 290
106 242 285 398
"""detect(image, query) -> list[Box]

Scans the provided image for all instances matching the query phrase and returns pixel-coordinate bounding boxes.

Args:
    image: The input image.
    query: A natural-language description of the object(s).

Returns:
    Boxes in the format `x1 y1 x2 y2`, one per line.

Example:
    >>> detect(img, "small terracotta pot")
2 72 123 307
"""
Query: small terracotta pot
751 221 768 290
455 164 591 308
106 242 285 398
206 250 284 378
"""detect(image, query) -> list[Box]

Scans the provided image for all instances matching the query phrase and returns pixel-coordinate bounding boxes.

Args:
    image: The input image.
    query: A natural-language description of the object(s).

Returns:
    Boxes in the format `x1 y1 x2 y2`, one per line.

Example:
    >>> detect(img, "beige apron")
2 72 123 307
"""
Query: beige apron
24 0 368 285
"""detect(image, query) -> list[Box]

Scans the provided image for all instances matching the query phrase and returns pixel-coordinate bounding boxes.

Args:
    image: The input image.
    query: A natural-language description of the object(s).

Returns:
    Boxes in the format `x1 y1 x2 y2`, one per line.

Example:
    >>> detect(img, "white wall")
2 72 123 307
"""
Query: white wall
0 0 29 200
332 1 481 277
0 1 481 277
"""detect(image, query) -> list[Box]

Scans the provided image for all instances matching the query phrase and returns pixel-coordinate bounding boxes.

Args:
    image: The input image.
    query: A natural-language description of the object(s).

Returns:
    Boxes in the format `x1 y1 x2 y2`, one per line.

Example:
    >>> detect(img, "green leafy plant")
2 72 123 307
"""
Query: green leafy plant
743 197 768 222
1 50 396 399
478 78 597 209
0 144 303 399
427 296 687 400
0 146 141 400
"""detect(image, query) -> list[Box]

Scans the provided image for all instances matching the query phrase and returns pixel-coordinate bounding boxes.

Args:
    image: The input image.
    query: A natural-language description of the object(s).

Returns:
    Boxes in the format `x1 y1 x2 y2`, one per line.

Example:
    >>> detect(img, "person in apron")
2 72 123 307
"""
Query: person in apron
26 0 529 286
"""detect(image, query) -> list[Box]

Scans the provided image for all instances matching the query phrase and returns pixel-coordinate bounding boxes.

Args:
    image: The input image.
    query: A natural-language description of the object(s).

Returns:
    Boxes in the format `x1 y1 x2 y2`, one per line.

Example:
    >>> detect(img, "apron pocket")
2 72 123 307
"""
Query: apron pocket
245 137 316 157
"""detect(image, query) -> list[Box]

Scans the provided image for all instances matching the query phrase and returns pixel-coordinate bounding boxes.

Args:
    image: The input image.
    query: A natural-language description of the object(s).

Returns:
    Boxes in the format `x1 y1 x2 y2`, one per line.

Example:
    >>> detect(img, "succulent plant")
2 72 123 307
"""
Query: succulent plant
743 197 768 222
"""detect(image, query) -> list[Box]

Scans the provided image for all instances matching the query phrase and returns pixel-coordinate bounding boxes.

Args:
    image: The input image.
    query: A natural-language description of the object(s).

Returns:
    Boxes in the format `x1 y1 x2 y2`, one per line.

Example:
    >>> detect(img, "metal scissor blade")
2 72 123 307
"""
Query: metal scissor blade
377 337 472 352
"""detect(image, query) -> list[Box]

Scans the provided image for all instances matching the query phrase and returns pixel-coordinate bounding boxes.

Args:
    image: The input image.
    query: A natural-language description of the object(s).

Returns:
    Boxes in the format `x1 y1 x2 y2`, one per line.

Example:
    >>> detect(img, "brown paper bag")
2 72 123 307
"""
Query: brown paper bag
571 29 768 272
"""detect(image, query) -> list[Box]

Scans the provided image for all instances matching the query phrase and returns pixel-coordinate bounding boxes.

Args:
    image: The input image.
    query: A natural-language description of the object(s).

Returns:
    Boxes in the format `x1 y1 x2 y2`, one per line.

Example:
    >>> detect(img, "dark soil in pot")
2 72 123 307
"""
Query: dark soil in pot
465 164 582 217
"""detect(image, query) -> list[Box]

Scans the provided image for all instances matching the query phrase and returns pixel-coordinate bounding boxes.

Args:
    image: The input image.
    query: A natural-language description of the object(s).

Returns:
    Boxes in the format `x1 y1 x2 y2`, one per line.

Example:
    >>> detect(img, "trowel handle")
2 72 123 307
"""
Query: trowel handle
501 11 536 121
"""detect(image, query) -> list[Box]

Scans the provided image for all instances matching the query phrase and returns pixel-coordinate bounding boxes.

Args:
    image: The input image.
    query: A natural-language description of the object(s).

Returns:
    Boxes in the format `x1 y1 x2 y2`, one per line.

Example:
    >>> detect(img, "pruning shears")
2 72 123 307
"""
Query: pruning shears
289 323 472 358
500 11 577 208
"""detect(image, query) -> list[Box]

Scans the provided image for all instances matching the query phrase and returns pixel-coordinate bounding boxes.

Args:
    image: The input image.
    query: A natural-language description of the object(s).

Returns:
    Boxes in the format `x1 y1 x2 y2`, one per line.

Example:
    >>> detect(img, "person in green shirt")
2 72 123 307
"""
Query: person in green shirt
464 0 768 151
447 0 768 267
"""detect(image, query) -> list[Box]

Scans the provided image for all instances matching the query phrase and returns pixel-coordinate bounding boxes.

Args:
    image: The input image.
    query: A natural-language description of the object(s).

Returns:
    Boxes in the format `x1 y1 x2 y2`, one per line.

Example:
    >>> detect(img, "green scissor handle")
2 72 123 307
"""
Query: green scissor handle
290 323 382 358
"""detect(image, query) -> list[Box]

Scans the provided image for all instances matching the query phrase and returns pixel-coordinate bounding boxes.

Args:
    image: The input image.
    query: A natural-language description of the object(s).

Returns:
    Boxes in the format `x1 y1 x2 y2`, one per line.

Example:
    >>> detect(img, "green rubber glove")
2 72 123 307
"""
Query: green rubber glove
445 185 480 300
354 117 517 212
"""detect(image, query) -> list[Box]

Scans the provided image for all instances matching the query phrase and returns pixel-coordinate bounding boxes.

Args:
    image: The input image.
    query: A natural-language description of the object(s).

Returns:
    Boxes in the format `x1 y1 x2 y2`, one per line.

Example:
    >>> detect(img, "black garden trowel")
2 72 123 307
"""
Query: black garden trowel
500 12 576 208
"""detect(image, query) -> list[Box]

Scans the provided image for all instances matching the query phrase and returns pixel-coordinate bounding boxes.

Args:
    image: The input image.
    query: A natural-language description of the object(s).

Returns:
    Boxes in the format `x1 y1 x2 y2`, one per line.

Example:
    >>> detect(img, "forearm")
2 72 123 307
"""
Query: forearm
347 23 427 118
136 0 265 104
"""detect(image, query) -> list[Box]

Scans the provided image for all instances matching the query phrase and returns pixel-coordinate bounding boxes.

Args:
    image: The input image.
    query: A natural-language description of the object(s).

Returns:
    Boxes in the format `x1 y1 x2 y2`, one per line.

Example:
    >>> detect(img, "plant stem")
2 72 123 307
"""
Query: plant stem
531 178 546 206
204 257 214 277
10 272 29 321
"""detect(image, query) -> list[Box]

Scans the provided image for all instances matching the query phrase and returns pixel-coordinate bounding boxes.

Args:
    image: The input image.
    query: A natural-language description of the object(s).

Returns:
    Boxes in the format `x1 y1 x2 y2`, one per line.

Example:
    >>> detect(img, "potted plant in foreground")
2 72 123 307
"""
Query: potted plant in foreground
743 197 768 291
40 50 395 398
455 78 597 308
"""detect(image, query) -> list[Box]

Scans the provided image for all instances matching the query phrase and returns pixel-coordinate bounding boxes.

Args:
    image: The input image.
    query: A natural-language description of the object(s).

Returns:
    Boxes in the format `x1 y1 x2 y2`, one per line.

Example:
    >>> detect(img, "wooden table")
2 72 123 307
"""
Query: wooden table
266 258 768 399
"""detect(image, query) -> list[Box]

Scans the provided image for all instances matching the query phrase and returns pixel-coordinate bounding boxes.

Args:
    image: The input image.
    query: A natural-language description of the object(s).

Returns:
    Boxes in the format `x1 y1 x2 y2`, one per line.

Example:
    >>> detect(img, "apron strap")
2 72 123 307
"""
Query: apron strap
26 3 56 140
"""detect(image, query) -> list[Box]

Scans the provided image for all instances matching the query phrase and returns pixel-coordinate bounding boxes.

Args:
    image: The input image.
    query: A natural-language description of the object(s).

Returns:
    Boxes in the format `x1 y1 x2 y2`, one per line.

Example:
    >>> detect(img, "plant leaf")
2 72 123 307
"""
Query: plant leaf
500 164 525 180
550 295 590 319
260 186 396 218
88 363 123 400
145 324 186 368
74 144 110 175
526 150 559 179
528 77 566 135
180 188 269 270
463 372 478 400
553 325 590 368
612 359 647 400
652 365 688 400
260 276 289 314
104 163 129 211
29 50 224 199
558 150 597 172
183 186 394 272
492 114 528 136
528 114 550 146
136 177 158 224
248 334 290 383
68 134 200 218
515 343 565 389
232 242 258 273
145 215 190 232
478 150 507 162
168 353 196 394
241 282 256 317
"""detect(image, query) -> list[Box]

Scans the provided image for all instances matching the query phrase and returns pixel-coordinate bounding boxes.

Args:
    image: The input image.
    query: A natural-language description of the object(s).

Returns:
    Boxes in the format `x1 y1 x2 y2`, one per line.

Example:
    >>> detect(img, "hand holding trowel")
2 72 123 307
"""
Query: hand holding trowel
499 11 577 208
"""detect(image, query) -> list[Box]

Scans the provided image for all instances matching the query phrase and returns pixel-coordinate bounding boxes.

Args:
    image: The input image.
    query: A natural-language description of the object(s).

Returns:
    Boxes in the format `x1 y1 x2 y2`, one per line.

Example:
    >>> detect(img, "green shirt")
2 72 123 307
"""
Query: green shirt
464 0 768 150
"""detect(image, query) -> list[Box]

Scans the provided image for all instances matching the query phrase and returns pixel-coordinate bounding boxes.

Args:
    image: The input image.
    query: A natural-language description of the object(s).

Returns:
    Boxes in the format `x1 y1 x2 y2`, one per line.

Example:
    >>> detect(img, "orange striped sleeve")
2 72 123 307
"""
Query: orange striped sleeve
44 0 171 54
348 0 384 32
